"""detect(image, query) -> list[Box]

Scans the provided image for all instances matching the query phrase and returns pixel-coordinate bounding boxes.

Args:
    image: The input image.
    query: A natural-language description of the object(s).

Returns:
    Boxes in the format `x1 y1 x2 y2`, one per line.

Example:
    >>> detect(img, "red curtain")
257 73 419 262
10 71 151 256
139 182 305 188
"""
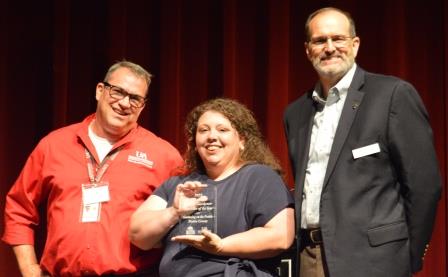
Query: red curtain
0 1 446 276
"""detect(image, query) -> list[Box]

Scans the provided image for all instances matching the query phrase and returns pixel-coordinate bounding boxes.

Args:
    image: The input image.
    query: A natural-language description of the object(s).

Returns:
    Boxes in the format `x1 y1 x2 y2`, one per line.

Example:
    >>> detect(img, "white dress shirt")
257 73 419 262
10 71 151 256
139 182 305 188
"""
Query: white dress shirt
301 64 357 228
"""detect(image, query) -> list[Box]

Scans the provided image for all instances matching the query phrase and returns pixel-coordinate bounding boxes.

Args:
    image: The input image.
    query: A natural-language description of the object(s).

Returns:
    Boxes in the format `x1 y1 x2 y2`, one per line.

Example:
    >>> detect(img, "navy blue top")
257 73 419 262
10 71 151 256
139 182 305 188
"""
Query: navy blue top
153 164 294 277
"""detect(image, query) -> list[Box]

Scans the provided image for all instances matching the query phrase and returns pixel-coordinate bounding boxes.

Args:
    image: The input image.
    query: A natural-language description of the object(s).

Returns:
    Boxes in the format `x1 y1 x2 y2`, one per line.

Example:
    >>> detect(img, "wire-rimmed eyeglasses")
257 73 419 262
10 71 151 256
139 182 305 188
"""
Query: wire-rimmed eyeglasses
308 35 354 49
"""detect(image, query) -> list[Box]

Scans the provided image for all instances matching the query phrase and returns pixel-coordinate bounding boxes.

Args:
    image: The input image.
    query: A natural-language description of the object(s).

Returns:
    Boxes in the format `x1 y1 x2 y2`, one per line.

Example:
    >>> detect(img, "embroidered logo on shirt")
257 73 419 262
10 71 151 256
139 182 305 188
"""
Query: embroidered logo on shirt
128 151 154 168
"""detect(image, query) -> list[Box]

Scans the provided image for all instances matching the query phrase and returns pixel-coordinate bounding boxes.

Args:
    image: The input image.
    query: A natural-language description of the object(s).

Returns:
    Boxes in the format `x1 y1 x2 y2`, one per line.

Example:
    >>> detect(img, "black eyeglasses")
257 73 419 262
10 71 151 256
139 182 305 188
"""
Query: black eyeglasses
102 82 147 108
308 35 354 49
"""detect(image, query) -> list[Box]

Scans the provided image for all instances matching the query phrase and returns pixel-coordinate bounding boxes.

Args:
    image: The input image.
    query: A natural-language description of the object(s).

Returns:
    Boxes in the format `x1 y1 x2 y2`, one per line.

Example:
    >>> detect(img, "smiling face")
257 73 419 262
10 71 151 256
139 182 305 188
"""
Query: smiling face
195 110 245 180
93 67 148 142
305 10 360 87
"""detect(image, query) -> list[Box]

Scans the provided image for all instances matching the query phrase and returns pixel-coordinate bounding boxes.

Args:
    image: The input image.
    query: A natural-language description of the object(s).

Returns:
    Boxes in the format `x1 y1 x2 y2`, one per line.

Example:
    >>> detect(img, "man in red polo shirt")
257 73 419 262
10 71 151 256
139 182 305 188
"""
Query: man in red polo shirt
3 61 183 276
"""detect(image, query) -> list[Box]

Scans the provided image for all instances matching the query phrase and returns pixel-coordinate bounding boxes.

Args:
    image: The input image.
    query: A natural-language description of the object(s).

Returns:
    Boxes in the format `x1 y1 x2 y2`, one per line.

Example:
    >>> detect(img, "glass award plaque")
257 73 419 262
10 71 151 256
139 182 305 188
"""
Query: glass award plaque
179 185 217 235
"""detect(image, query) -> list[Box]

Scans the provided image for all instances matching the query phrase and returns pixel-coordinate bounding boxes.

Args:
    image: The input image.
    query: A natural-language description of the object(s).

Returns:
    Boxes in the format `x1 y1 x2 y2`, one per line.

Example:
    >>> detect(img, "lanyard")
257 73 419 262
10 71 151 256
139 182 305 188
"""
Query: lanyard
84 146 122 183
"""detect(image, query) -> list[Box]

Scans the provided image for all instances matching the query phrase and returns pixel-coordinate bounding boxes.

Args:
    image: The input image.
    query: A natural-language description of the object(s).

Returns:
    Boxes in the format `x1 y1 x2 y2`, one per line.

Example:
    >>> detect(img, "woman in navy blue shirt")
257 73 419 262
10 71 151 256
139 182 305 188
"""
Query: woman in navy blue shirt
129 98 295 277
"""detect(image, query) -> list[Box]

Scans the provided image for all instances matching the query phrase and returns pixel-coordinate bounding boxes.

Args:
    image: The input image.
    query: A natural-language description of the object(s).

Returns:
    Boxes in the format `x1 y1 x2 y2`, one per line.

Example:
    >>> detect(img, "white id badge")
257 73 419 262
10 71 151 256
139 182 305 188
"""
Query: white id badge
81 202 101 222
80 183 110 223
82 183 110 205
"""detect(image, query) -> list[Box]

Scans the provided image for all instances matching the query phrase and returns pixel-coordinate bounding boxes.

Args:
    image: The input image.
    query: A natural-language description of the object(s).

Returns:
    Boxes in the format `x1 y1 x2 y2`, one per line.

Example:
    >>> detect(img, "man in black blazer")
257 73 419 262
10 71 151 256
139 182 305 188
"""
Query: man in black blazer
283 7 441 277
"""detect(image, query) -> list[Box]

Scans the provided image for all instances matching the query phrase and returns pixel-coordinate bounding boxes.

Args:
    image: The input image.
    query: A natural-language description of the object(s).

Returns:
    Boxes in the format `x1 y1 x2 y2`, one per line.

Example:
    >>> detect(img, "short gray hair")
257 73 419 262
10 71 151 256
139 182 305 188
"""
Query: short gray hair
104 60 153 90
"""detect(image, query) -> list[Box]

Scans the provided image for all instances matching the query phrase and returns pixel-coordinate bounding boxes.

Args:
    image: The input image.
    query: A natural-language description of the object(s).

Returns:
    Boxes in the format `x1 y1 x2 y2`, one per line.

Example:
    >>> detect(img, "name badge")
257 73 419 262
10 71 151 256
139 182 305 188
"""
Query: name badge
352 143 381 159
82 183 110 205
81 203 101 222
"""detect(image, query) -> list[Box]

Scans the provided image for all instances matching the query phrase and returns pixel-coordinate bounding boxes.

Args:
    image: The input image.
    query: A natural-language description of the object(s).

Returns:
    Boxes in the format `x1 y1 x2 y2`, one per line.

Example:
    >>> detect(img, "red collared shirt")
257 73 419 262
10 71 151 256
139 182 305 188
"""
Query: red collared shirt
3 115 183 276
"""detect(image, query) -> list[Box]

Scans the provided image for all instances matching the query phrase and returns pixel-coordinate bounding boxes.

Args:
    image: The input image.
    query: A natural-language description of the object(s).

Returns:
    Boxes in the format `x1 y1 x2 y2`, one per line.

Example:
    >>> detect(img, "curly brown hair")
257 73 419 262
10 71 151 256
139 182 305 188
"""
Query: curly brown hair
182 98 283 177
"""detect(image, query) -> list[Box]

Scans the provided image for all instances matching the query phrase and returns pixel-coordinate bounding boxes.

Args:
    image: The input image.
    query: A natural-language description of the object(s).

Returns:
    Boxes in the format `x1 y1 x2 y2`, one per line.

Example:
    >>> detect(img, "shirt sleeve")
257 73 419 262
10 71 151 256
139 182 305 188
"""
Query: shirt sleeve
245 165 294 228
388 80 441 272
160 146 184 180
2 138 50 245
152 176 180 204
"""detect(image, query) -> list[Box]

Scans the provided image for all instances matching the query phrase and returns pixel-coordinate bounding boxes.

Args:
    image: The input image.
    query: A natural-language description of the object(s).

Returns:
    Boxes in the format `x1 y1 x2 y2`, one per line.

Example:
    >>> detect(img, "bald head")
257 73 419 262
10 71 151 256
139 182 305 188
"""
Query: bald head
305 7 356 42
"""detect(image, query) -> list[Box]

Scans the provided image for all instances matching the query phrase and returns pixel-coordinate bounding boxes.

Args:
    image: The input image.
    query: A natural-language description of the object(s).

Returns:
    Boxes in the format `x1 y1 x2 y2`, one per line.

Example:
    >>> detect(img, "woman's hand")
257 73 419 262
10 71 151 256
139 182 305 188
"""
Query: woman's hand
171 229 224 255
173 207 294 259
173 181 208 216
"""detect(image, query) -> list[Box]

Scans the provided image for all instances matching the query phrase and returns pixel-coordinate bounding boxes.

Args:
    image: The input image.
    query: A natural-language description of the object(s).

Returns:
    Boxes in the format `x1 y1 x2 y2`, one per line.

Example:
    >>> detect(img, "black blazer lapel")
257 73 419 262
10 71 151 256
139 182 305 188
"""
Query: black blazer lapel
323 68 366 187
293 93 316 197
